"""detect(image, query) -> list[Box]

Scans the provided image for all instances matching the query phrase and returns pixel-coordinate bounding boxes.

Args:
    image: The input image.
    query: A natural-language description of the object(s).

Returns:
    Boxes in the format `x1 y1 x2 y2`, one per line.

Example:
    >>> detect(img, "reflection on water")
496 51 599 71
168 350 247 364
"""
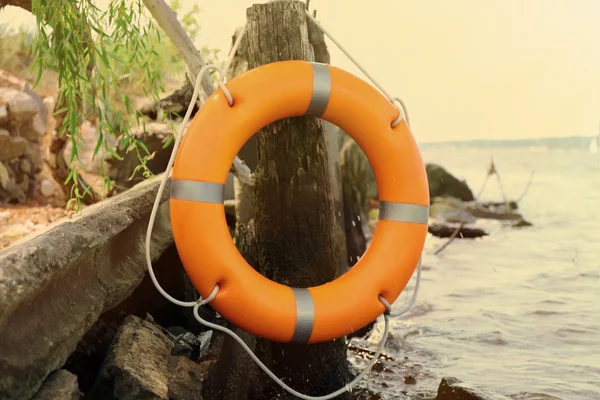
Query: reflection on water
351 147 600 400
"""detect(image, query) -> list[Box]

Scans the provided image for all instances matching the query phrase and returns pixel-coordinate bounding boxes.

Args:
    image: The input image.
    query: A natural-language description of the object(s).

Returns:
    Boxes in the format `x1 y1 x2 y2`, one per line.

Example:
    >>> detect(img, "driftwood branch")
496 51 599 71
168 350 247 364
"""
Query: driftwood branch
517 170 535 202
434 171 491 255
141 0 212 95
142 0 254 186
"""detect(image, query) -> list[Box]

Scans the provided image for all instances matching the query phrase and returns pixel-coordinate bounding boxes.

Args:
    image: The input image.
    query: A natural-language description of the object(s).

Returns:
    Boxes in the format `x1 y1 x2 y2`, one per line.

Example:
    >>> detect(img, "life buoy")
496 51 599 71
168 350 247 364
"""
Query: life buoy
170 60 429 344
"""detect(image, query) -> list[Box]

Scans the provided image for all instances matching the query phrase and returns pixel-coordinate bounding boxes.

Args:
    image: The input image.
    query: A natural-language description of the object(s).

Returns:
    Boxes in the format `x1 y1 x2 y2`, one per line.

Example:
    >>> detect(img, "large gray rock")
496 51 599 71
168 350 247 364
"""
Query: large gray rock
426 163 475 202
0 88 39 122
0 129 27 161
0 175 174 400
31 370 81 400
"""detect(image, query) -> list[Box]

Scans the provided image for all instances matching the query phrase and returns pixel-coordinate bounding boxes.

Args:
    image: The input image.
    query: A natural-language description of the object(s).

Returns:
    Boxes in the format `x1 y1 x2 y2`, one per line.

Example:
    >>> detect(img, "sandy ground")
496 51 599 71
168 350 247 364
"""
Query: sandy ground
0 163 75 251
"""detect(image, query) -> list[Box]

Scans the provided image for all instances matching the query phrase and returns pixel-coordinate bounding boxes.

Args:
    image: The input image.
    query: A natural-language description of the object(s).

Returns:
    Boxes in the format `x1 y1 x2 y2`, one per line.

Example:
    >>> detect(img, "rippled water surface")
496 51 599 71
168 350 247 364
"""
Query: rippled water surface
355 146 600 399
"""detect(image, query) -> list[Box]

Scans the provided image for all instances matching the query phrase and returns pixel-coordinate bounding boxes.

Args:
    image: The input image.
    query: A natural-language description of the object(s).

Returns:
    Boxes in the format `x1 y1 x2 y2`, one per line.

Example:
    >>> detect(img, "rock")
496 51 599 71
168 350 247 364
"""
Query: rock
511 218 533 228
40 179 55 197
168 357 211 400
24 143 43 173
19 113 46 142
0 129 27 161
19 158 31 174
0 104 7 125
43 96 55 117
436 377 511 400
0 161 9 190
87 315 172 400
167 328 213 361
0 69 47 123
0 87 39 122
426 163 475 202
31 370 82 400
86 315 213 400
0 175 175 399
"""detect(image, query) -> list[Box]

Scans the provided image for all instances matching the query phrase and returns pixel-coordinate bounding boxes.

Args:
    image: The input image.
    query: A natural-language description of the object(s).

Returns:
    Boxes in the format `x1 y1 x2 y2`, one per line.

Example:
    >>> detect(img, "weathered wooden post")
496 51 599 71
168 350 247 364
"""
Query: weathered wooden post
202 1 351 399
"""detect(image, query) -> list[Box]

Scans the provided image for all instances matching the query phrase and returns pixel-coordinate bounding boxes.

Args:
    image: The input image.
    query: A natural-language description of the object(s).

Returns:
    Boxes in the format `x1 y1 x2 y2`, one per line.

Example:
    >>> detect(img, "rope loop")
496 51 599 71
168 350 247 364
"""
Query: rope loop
197 285 220 306
391 97 410 128
379 296 393 315
197 64 234 106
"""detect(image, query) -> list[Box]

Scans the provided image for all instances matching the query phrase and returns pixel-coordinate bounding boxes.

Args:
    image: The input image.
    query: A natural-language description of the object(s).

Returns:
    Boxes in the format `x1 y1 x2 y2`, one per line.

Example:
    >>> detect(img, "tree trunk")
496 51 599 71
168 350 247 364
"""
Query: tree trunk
203 2 351 399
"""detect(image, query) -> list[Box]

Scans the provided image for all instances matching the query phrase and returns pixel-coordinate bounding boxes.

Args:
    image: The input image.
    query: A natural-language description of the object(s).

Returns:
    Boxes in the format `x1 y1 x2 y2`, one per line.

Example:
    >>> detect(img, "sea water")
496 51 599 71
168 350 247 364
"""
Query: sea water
352 143 600 399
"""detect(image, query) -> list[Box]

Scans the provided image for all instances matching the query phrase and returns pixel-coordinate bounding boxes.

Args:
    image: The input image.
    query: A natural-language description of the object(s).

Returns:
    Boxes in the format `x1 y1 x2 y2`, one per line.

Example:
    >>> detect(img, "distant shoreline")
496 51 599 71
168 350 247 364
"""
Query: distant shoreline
418 135 596 150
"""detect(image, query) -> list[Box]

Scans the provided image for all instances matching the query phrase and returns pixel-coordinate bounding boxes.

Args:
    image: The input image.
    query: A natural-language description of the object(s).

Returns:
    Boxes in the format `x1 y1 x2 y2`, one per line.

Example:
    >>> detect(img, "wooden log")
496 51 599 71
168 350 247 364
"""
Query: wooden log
201 2 351 399
428 222 489 239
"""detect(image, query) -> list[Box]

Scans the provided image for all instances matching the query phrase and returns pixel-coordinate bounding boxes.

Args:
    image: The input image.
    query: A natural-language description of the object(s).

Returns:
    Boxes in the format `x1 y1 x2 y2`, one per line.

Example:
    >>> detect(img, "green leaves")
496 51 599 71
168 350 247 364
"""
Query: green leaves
26 0 221 211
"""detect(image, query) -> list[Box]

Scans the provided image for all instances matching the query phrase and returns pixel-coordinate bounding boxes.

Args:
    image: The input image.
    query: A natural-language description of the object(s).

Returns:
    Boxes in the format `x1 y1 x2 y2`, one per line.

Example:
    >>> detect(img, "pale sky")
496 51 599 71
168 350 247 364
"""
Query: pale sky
2 0 600 143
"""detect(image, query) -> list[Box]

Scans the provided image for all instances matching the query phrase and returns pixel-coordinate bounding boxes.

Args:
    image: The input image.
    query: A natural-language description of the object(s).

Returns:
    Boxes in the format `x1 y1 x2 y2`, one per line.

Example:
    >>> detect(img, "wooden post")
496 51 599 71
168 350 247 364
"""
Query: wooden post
202 1 351 399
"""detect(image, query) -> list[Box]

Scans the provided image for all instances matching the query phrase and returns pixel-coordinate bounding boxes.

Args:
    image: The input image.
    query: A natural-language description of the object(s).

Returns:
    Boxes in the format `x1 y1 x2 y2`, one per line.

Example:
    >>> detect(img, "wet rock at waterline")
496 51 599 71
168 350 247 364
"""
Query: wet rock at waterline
31 370 82 400
426 163 475 202
436 377 512 400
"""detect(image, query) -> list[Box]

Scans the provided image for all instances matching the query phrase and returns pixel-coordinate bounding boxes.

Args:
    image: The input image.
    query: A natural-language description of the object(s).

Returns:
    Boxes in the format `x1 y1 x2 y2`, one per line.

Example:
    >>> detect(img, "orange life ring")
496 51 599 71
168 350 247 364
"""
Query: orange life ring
170 60 429 344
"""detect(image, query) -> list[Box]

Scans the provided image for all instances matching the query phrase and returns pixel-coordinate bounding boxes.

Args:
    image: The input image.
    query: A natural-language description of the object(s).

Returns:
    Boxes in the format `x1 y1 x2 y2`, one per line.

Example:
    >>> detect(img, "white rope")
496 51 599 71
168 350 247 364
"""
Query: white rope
379 258 422 317
143 62 231 308
193 303 390 400
143 10 422 400
304 11 409 127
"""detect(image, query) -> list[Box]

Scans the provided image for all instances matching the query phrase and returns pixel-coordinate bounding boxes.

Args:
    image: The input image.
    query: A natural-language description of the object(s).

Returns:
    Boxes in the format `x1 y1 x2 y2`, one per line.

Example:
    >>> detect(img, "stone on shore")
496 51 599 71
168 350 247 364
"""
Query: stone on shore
436 377 512 400
426 163 475 202
31 370 82 400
